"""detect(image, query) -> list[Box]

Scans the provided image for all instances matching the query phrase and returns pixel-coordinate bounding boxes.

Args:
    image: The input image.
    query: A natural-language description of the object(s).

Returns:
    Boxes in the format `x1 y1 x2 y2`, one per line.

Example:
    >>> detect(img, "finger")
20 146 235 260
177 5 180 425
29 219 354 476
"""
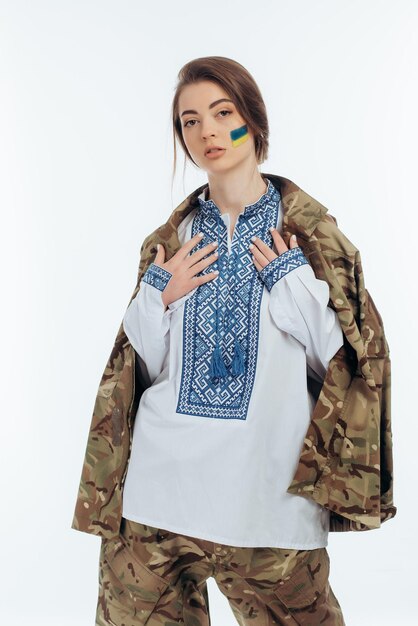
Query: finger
249 242 275 267
155 243 166 264
194 269 219 285
269 228 289 255
289 233 299 248
250 254 264 272
249 236 276 263
188 249 219 276
178 232 207 260
188 239 219 267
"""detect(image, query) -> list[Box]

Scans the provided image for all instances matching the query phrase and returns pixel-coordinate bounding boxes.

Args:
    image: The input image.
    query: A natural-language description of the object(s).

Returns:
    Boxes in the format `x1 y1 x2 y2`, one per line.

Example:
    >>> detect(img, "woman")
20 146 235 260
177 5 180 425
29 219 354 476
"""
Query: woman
95 57 347 625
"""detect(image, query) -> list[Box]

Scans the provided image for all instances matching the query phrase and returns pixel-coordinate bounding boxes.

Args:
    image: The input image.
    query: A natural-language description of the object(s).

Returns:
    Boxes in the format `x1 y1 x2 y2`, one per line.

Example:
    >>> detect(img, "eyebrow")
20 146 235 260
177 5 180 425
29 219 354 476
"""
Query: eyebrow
180 98 234 118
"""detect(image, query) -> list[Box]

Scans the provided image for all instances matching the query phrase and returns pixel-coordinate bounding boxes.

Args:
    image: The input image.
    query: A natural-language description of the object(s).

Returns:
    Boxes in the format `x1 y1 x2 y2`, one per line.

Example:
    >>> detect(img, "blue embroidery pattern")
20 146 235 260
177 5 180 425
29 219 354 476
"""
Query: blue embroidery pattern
259 247 309 292
176 180 281 420
142 263 172 291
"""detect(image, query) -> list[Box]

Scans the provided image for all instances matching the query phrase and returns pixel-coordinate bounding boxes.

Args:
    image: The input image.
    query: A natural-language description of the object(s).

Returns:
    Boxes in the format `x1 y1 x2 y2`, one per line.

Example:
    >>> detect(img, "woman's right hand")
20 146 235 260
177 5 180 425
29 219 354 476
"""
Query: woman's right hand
150 233 219 308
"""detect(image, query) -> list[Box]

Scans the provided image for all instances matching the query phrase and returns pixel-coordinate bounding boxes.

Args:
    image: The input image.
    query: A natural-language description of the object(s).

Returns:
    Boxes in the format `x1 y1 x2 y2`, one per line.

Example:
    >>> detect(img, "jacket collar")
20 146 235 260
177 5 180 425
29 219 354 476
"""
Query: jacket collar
150 173 329 259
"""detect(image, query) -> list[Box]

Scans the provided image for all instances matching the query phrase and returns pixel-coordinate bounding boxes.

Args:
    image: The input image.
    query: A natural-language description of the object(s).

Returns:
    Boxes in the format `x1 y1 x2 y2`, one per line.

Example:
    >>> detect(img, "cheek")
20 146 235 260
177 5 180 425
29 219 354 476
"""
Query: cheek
184 134 200 158
229 123 249 148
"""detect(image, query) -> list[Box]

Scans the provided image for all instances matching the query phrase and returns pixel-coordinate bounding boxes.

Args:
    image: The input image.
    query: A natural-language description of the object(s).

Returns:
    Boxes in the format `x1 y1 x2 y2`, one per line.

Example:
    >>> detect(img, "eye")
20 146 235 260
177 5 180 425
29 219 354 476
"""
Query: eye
183 109 232 128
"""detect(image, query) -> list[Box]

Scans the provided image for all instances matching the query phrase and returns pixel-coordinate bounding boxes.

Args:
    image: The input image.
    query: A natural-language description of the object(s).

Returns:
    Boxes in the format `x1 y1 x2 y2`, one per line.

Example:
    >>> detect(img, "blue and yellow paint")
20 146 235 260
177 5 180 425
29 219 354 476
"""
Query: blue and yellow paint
230 124 249 148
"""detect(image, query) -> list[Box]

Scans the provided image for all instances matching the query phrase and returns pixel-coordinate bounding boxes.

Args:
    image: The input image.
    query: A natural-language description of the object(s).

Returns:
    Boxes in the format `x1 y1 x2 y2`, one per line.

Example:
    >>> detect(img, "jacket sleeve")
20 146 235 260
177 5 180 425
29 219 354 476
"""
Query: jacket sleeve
123 262 176 384
259 246 344 380
354 251 397 524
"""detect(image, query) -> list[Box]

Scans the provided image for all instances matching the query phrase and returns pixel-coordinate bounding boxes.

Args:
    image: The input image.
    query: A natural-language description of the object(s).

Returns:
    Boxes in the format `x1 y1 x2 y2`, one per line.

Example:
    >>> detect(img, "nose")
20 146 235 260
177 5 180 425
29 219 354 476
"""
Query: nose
200 119 216 141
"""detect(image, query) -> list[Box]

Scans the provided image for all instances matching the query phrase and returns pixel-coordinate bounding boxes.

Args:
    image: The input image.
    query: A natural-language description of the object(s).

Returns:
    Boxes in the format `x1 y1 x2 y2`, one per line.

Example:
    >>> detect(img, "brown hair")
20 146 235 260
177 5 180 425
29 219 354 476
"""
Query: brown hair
171 56 269 184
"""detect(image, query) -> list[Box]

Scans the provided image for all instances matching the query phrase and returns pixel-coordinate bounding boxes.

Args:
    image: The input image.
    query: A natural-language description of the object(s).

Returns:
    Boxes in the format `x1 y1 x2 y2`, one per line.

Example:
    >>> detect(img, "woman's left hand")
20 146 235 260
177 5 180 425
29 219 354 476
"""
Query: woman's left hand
249 227 299 271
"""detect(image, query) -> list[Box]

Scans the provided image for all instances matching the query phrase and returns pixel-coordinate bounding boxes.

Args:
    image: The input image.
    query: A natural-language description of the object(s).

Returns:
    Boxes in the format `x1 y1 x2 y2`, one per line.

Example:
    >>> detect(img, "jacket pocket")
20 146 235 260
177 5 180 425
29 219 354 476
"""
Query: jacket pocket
102 535 170 623
272 548 330 611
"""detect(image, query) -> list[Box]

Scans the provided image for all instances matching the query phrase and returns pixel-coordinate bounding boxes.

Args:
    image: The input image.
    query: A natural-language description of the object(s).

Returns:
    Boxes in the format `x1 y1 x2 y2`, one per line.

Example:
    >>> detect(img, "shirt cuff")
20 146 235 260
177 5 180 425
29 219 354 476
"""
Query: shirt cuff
140 276 199 314
142 262 173 291
258 247 309 292
137 279 172 318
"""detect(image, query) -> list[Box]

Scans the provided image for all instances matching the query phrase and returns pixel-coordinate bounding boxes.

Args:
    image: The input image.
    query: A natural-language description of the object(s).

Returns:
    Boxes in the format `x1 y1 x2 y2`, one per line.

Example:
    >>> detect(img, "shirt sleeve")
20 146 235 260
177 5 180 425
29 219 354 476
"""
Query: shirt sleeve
259 247 344 380
123 263 173 384
123 262 198 384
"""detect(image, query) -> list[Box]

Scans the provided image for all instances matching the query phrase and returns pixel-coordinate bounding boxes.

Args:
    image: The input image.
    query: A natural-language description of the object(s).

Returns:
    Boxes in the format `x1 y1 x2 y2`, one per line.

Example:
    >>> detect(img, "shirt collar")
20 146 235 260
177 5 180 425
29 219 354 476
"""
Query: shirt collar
197 177 278 218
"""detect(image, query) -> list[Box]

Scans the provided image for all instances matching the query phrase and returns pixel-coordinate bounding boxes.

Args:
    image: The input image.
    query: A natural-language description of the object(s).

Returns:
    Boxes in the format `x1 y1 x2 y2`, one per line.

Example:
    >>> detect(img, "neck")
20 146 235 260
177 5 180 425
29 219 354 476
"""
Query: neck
205 164 268 218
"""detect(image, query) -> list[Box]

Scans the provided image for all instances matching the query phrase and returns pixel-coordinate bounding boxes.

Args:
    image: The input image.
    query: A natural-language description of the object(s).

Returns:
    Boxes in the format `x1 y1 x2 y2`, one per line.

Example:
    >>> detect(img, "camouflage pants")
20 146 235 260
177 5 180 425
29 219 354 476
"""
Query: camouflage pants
95 517 345 626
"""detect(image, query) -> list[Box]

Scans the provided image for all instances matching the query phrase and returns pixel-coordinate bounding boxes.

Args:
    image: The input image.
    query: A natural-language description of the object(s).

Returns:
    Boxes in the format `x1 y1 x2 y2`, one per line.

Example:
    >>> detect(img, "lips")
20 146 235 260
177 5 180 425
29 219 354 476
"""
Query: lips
205 146 225 155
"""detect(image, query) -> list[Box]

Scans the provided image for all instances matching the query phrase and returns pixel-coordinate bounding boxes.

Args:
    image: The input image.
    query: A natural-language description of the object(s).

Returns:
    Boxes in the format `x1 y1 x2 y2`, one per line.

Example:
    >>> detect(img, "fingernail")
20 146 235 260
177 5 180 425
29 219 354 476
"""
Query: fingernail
157 243 160 250
269 227 275 232
292 234 297 241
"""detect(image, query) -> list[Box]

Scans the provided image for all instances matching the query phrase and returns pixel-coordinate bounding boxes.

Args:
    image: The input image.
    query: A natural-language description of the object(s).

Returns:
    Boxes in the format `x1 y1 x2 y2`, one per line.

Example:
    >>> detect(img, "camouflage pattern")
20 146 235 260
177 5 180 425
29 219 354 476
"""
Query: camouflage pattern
95 517 345 625
71 173 397 540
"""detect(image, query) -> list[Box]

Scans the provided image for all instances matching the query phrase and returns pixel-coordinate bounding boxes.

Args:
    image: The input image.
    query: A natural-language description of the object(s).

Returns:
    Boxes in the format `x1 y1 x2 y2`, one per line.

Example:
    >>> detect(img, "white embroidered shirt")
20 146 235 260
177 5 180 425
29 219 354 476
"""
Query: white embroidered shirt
121 179 344 548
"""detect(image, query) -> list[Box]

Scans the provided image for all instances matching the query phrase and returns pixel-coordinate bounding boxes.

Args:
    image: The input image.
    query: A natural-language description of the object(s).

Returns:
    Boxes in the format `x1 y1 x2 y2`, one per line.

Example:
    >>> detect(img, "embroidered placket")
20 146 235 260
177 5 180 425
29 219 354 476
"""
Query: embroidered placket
175 182 281 420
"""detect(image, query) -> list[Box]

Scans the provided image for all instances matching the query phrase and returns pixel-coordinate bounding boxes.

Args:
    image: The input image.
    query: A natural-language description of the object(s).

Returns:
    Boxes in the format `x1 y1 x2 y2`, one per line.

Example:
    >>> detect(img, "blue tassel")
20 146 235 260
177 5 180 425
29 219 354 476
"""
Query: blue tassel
231 337 246 376
209 344 228 379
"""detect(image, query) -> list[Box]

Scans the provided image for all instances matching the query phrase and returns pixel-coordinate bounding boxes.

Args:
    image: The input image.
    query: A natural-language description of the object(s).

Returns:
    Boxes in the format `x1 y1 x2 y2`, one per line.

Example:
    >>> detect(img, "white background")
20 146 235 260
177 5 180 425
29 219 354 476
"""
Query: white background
1 0 416 624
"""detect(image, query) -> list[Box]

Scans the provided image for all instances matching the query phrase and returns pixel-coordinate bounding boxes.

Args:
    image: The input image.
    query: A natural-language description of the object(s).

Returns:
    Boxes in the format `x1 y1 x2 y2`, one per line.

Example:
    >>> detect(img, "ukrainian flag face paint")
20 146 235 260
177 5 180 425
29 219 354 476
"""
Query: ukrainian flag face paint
230 124 249 148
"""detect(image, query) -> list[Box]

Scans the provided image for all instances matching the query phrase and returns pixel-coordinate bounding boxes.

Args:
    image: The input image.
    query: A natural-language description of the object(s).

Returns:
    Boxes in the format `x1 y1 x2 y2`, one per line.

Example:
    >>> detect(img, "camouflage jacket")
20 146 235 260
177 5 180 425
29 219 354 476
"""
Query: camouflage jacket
71 173 397 540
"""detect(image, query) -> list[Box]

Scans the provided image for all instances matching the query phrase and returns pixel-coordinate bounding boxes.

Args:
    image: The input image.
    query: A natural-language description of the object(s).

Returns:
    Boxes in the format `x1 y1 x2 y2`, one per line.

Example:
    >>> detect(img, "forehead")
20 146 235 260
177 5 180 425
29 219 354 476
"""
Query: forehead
179 80 233 111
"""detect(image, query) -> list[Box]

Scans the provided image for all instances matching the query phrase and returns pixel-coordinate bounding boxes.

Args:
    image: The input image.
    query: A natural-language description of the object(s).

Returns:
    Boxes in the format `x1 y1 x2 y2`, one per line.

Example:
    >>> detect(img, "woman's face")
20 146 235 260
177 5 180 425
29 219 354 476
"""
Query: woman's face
179 80 257 174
